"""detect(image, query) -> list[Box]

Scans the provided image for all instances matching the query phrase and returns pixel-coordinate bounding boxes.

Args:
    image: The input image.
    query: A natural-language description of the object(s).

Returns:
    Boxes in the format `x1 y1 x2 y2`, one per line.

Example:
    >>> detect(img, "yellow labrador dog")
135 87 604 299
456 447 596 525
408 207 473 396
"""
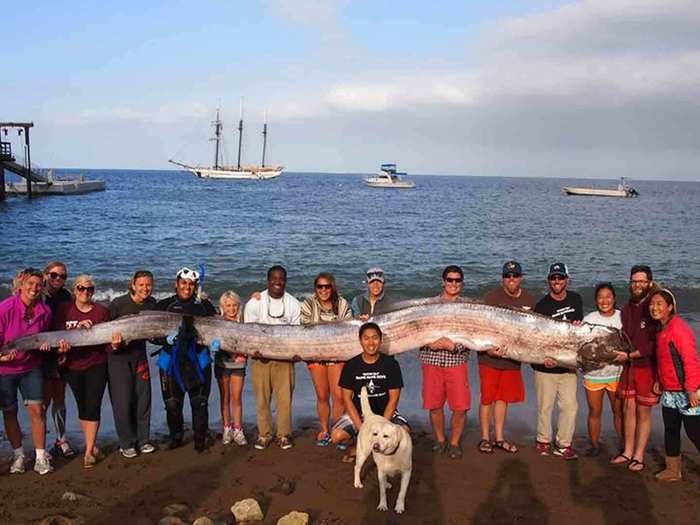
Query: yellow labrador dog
353 386 413 513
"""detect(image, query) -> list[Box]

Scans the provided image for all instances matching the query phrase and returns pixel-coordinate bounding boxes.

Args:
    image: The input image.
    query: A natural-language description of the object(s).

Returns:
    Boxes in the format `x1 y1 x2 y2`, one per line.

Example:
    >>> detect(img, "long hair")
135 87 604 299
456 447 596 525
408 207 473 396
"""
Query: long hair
314 272 339 315
218 290 242 322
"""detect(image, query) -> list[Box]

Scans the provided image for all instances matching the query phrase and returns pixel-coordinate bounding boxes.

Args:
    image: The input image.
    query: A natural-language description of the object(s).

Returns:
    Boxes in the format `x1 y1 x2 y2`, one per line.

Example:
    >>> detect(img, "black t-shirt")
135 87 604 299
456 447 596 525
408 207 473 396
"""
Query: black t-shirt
339 353 404 416
109 293 157 358
532 291 583 374
45 288 72 316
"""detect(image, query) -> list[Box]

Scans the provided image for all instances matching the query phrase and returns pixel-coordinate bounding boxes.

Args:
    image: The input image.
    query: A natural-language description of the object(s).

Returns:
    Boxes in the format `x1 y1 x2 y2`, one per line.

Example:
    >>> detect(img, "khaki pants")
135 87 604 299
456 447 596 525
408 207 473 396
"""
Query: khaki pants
251 359 295 438
534 370 578 447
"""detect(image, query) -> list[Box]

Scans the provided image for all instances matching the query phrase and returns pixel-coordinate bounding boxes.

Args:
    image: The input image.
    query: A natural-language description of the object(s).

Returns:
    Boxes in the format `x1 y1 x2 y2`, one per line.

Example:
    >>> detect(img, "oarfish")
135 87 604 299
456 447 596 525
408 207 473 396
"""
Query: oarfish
1 300 631 371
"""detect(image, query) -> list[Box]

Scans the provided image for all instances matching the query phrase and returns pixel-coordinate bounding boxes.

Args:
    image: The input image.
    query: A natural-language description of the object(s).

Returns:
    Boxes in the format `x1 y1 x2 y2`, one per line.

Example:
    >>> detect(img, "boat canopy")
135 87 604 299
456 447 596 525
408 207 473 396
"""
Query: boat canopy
381 163 397 173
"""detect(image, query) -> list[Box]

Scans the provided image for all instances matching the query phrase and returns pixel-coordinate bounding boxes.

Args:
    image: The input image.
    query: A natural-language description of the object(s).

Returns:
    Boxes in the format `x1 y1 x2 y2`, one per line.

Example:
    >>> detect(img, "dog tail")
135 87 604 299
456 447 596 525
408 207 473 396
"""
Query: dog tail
360 386 374 418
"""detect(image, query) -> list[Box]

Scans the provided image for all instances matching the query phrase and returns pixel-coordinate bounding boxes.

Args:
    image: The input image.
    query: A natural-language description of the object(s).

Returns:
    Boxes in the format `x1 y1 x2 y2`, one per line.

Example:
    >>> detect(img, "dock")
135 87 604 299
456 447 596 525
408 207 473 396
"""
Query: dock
1 121 106 201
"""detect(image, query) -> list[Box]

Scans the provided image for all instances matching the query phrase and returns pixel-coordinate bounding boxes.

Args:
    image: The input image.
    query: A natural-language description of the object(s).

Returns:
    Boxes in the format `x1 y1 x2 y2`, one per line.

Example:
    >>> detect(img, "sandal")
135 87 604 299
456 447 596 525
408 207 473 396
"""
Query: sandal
478 439 494 454
493 440 518 454
316 432 330 447
341 453 356 464
336 442 348 451
628 459 645 472
610 453 632 465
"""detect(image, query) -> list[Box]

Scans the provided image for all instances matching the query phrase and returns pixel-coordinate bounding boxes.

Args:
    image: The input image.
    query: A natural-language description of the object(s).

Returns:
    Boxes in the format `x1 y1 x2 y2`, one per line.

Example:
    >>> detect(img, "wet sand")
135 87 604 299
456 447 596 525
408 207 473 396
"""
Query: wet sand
1 417 698 525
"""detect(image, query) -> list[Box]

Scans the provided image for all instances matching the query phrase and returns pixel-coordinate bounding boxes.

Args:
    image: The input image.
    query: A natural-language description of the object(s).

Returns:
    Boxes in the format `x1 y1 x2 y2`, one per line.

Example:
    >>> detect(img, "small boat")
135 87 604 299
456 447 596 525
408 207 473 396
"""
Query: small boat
169 102 283 180
365 164 416 189
563 177 639 198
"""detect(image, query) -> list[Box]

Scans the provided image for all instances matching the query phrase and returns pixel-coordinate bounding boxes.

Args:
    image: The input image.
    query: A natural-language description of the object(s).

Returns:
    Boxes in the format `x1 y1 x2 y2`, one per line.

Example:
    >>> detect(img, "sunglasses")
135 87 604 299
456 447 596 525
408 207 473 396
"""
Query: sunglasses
366 272 384 280
316 283 332 290
444 277 463 284
49 272 68 280
76 285 95 293
503 273 522 279
548 275 567 282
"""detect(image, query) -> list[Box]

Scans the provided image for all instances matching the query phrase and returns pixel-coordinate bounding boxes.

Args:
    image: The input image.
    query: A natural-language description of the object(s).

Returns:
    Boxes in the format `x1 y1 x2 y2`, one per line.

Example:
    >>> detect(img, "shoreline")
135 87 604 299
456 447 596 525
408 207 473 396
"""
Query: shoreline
0 421 698 525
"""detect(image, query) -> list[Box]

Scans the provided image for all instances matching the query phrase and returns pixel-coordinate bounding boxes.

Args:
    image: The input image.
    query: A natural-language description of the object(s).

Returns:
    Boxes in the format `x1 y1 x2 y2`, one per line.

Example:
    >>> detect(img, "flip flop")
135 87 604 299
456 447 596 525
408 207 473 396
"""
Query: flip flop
341 453 356 463
478 439 494 454
628 459 645 472
493 440 518 454
610 453 632 465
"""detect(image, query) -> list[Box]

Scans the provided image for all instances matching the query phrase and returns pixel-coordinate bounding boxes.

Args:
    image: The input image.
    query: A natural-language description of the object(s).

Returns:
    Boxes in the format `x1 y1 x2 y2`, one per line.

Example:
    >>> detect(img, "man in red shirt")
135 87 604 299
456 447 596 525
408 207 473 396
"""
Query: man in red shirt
611 265 659 472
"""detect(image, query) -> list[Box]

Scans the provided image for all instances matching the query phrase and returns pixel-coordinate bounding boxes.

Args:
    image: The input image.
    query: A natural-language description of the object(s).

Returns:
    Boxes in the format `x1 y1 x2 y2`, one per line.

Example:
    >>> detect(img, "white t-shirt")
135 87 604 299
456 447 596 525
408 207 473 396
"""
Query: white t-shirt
583 309 623 383
243 290 301 326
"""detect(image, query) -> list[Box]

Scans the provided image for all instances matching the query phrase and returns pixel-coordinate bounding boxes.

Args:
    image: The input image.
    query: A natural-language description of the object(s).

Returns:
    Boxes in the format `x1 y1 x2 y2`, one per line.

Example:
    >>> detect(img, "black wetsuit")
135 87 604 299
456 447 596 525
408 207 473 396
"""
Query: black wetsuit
155 295 216 447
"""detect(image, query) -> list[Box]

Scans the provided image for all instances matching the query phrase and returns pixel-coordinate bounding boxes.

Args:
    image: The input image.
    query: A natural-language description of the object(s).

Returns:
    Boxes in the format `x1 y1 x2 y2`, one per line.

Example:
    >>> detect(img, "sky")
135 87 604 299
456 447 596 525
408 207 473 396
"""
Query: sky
2 0 700 180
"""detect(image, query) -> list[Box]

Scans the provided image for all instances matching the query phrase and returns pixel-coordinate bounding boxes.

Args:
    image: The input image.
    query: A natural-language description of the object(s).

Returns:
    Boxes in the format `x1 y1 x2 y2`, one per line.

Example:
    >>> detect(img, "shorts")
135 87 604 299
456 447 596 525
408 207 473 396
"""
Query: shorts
0 368 44 411
617 364 659 406
65 361 108 421
421 363 471 411
583 379 619 392
332 412 410 439
41 355 66 381
478 364 525 405
307 361 344 369
214 365 246 379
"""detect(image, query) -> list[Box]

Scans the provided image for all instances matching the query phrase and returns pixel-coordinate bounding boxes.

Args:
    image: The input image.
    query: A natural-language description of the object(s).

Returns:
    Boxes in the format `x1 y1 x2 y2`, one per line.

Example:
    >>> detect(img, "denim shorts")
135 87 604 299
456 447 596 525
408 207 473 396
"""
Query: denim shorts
214 365 246 379
0 367 44 411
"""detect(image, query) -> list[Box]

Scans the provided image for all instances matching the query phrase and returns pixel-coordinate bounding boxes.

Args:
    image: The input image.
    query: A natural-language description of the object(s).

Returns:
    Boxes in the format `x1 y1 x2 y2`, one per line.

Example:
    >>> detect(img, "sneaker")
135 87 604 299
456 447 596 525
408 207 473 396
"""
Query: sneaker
553 445 579 460
55 439 76 458
232 428 248 447
34 455 54 475
278 436 294 450
168 437 183 450
9 454 26 474
120 447 138 459
194 438 208 453
139 443 157 454
222 426 234 445
535 441 551 456
254 435 273 450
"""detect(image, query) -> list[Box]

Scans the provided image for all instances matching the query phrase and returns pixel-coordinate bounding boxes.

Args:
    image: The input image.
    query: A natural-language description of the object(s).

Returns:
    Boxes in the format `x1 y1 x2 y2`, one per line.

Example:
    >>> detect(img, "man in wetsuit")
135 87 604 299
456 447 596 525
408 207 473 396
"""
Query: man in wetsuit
156 267 217 452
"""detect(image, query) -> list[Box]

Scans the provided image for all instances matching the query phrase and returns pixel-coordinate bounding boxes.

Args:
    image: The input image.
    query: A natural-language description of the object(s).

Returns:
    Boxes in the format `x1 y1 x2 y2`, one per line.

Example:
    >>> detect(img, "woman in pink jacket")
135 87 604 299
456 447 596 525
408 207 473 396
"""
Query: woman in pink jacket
649 288 700 481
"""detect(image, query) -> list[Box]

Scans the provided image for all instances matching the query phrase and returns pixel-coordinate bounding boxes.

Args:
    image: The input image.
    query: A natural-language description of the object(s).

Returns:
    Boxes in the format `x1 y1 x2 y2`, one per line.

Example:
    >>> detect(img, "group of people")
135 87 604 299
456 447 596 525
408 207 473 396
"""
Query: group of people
0 260 698 485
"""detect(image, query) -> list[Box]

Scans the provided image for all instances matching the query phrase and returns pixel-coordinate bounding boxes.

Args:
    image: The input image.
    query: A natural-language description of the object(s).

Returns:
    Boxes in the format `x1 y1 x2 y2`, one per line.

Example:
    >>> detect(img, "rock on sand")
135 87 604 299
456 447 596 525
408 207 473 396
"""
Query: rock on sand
231 498 264 522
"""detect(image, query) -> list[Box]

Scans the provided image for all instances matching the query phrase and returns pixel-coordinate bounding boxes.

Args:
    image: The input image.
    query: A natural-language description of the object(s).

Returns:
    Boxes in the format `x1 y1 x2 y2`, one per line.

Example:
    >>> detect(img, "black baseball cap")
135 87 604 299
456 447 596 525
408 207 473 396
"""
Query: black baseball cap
548 262 569 278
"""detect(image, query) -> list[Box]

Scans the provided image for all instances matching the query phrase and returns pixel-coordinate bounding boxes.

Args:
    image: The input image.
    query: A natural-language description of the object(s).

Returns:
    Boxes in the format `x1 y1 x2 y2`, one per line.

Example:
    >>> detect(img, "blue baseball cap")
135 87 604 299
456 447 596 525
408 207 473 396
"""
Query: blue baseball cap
502 260 522 277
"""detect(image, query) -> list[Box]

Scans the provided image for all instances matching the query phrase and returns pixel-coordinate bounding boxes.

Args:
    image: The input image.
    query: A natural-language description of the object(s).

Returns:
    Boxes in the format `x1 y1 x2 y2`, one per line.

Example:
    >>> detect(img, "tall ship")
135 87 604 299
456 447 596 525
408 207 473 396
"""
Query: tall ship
169 102 283 180
365 163 416 189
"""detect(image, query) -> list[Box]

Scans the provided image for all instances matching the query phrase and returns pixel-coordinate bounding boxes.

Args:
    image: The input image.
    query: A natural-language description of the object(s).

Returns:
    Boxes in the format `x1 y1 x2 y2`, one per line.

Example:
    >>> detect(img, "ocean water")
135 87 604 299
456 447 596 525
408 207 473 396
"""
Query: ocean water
1 170 698 443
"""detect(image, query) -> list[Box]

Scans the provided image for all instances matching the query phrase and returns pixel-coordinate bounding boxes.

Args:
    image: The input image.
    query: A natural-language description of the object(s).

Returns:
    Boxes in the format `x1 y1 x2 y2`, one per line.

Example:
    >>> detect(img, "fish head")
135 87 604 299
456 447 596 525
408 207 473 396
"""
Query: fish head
577 325 632 373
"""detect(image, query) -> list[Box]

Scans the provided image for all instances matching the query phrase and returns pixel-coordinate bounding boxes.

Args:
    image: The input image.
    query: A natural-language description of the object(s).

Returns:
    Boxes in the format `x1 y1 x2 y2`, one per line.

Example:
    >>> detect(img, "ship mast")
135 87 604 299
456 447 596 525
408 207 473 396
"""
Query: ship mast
261 109 268 168
211 109 222 170
236 97 244 169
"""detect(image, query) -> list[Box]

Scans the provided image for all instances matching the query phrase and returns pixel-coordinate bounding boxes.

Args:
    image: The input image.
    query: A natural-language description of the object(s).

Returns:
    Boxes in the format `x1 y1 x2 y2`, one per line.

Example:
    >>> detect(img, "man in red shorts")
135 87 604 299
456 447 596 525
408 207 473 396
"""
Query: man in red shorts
419 265 471 459
479 261 535 454
610 265 659 472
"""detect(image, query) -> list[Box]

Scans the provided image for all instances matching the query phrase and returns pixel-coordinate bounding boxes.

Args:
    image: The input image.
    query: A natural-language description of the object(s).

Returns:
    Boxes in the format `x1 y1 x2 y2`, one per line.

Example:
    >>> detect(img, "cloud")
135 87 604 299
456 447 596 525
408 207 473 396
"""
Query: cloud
263 0 348 40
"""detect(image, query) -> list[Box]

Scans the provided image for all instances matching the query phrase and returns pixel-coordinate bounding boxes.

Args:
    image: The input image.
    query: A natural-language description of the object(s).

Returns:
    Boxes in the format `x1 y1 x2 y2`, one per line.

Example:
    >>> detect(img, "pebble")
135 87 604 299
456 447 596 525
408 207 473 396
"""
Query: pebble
162 503 190 518
231 498 264 522
61 491 89 502
37 516 79 525
157 518 184 525
277 511 310 525
192 518 214 525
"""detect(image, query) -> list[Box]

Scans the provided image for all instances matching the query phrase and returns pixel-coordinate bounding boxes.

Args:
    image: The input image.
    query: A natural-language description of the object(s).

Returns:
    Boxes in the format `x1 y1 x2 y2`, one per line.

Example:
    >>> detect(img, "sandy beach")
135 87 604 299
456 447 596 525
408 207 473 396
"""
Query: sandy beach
1 415 698 525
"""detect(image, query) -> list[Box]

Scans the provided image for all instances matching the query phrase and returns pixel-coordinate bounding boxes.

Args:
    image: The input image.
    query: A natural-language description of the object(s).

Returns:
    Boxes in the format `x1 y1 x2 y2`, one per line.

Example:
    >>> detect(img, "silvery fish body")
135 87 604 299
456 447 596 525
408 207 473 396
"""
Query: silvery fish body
1 300 631 371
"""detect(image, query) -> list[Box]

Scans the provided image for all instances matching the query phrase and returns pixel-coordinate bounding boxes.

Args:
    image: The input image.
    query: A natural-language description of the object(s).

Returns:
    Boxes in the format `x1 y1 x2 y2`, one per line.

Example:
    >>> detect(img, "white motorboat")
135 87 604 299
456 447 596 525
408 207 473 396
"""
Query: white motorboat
365 164 416 189
563 177 639 198
169 103 283 180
